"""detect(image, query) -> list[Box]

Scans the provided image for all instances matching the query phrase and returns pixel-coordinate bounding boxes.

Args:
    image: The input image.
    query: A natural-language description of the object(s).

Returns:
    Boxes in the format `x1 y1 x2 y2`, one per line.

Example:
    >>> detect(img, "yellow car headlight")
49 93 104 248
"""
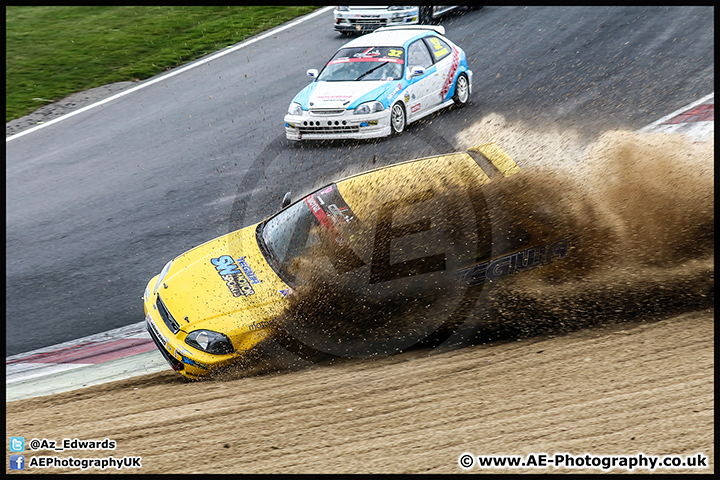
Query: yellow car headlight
185 330 234 355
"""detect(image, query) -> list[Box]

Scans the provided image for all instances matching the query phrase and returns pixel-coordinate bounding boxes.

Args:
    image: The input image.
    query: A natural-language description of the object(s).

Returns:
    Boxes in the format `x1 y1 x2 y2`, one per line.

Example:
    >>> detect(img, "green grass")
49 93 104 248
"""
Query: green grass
5 6 320 122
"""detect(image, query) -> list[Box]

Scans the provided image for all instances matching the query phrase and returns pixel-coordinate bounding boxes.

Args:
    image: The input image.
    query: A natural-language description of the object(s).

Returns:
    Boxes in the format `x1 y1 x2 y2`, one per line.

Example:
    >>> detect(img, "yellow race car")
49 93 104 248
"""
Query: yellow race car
143 143 566 379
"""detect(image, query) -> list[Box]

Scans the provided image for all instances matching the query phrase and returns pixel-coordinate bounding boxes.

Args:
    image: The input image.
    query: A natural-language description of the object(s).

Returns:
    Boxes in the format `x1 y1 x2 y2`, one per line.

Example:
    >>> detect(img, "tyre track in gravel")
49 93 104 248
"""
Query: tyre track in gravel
6 306 713 474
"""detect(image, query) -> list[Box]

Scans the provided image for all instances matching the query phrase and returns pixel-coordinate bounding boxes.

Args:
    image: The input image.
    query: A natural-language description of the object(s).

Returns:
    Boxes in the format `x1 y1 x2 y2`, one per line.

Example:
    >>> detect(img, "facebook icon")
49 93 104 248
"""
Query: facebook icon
10 455 25 470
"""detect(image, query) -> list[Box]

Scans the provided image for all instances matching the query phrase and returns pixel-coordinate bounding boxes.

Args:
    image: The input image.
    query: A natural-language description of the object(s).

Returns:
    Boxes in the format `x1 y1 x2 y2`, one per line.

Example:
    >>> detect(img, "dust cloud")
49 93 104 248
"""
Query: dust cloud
224 115 714 375
452 115 714 341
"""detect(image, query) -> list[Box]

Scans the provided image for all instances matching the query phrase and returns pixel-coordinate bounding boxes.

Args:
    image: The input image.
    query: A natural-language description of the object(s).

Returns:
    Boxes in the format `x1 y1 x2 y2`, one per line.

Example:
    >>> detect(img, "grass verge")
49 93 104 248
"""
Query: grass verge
6 6 320 122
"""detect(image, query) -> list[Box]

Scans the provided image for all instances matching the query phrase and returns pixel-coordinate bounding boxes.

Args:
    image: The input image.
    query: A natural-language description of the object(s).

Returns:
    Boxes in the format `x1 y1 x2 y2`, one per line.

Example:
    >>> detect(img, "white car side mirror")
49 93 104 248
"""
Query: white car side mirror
410 66 426 77
307 69 318 78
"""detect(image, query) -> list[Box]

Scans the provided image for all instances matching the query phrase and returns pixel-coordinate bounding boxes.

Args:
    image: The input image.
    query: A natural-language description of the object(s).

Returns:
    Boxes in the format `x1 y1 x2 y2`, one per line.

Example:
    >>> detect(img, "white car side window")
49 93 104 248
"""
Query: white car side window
424 36 452 62
407 39 433 69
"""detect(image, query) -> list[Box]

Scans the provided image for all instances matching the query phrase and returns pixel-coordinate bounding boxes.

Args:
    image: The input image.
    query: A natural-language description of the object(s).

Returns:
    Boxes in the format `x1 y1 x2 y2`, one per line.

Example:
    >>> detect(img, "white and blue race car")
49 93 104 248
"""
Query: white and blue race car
284 25 472 141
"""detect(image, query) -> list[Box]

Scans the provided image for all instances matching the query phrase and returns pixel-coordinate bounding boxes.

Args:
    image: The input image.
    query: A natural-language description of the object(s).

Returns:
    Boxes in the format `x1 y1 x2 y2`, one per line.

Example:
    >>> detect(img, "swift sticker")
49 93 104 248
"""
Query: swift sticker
211 255 256 297
174 347 209 369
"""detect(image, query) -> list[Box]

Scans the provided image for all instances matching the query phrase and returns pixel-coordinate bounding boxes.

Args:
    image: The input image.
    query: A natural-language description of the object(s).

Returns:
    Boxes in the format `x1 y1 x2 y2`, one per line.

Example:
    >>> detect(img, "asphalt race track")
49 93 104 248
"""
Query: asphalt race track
5 6 713 356
4 6 714 474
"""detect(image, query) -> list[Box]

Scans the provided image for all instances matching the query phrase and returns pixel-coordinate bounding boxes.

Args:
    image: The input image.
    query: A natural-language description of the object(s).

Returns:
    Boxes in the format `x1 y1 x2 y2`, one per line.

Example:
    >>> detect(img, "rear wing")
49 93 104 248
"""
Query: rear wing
467 143 522 178
375 25 446 36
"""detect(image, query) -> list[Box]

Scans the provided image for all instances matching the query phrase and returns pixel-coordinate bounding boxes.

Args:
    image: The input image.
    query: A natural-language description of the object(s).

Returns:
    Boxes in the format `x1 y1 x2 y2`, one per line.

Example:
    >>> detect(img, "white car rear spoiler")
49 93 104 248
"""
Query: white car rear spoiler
375 25 446 36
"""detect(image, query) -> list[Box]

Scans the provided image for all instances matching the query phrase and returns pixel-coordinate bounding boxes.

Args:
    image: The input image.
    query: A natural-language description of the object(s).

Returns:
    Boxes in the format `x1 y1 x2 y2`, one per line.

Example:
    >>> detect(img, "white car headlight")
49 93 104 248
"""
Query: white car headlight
354 101 385 115
288 102 303 116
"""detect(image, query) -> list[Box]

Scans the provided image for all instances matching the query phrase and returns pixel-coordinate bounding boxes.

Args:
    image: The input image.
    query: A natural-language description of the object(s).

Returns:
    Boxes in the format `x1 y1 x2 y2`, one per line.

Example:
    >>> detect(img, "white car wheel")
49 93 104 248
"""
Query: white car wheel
453 73 470 107
391 103 406 135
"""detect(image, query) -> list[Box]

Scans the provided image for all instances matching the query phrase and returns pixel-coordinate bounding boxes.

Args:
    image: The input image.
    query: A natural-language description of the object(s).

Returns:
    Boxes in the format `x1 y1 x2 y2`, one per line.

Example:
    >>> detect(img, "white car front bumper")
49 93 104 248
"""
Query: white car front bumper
334 7 419 33
284 109 392 141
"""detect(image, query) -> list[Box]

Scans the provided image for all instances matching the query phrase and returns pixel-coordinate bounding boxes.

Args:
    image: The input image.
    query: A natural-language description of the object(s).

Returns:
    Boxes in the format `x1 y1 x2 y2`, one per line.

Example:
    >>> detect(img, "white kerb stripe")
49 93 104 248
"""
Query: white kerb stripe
639 92 714 131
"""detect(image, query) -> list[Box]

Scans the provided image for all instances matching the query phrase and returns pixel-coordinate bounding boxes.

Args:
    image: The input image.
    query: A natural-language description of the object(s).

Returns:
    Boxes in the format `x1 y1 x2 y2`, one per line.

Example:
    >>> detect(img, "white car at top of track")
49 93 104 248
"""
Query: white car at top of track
283 25 472 141
332 6 481 34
